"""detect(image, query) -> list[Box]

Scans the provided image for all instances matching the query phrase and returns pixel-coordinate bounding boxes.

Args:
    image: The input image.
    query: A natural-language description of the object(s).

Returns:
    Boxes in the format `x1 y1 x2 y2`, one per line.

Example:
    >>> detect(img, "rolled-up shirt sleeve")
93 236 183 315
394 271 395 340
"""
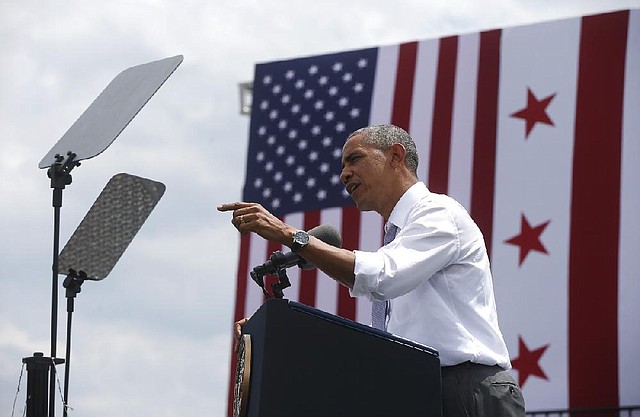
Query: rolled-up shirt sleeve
351 249 386 300
351 204 461 301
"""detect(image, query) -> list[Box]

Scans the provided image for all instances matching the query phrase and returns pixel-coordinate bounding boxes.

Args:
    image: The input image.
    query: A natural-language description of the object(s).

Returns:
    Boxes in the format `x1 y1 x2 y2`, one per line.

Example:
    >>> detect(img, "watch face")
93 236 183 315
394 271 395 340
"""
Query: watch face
233 334 252 417
292 230 310 253
294 230 309 245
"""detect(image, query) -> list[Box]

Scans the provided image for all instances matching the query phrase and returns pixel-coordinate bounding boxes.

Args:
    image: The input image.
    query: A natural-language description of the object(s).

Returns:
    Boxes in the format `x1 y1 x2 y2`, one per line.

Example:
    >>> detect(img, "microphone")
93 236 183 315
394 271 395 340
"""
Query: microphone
252 224 342 276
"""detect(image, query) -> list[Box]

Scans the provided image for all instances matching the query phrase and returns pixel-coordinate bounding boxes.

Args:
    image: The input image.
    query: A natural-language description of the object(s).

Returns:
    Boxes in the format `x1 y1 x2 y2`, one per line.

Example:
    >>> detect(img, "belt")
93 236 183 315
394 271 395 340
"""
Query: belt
440 361 503 376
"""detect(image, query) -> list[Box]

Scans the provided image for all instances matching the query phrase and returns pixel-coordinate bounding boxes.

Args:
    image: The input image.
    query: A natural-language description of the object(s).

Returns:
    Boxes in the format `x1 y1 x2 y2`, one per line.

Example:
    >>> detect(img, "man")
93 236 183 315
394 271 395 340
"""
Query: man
218 124 525 416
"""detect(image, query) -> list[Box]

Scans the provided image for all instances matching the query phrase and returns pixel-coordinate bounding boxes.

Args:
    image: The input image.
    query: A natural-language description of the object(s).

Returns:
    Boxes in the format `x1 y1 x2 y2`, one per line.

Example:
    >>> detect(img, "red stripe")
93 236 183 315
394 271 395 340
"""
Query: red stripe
262 216 285 299
388 42 418 242
374 42 420 267
299 210 321 306
470 29 501 257
569 10 628 410
234 234 251 320
227 233 251 417
429 36 459 194
337 206 360 319
391 42 418 131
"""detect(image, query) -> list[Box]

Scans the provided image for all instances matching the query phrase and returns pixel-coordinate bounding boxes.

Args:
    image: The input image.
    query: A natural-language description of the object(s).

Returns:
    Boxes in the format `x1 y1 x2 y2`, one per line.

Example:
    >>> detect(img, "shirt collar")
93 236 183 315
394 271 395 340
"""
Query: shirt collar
387 182 429 230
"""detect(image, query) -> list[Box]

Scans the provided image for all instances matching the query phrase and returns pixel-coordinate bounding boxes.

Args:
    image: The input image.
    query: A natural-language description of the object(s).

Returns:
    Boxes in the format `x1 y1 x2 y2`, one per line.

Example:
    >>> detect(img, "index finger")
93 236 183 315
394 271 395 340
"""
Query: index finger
217 202 252 212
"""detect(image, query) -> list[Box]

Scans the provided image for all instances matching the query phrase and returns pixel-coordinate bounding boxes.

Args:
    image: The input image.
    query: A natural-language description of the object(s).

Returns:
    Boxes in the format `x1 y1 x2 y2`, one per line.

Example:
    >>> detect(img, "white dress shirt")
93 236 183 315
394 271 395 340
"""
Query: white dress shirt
351 182 511 368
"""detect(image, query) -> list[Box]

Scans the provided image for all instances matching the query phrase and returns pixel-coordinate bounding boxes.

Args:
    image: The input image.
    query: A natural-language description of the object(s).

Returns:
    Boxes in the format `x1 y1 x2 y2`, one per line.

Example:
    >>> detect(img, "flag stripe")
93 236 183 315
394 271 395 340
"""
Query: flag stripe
388 42 418 237
262 236 284 299
471 29 501 253
619 9 640 406
448 33 480 210
391 42 418 131
410 40 439 183
245 231 268 315
283 212 304 302
299 210 321 306
315 208 341 313
429 36 459 194
337 206 360 318
370 45 398 125
355 211 384 324
568 10 628 409
234 234 251 321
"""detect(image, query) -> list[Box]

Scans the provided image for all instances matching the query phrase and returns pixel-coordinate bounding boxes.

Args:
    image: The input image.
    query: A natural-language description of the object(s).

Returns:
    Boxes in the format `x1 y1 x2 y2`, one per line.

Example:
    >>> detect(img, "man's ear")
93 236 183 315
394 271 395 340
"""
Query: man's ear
389 143 407 167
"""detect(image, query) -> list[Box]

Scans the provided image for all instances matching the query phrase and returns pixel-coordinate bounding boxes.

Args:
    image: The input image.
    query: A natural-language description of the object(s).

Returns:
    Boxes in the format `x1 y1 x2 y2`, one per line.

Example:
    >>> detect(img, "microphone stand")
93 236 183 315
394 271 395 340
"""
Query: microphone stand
250 260 291 299
250 269 270 299
271 269 291 299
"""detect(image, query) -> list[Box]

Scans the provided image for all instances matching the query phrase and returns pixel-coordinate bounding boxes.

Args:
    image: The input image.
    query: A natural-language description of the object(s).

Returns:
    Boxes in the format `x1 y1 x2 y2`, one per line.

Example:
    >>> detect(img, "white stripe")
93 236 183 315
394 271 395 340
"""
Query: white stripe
282 212 304 302
245 234 269 317
369 45 398 125
492 17 581 409
410 39 439 183
618 8 640 406
448 32 480 210
315 207 341 314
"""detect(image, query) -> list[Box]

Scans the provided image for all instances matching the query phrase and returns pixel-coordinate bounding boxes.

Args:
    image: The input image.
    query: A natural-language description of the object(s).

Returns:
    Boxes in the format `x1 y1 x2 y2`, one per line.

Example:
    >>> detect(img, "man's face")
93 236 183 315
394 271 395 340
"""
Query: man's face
340 134 392 213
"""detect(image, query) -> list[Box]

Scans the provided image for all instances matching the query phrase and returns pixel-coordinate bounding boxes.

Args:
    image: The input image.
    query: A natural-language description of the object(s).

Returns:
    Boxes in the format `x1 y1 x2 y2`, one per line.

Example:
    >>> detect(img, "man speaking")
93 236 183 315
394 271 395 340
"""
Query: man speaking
219 124 525 417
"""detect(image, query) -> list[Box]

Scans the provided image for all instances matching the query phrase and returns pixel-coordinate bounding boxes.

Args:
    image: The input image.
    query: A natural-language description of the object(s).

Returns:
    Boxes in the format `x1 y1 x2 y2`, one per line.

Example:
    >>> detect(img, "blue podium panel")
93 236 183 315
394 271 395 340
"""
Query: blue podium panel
238 299 441 417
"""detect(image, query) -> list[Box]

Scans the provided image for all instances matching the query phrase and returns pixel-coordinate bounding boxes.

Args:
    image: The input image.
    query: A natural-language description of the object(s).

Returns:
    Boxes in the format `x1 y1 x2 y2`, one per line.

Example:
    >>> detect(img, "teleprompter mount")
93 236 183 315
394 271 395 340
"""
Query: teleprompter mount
23 55 182 417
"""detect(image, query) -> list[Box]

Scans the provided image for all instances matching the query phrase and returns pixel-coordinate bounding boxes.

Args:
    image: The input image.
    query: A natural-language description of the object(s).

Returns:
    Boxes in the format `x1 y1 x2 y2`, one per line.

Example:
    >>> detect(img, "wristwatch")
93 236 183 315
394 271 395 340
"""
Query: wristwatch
291 230 310 253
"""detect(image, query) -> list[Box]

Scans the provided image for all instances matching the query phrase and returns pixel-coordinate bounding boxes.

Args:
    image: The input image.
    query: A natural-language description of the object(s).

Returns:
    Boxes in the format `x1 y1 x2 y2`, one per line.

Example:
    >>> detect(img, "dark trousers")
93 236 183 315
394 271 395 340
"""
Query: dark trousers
441 362 525 417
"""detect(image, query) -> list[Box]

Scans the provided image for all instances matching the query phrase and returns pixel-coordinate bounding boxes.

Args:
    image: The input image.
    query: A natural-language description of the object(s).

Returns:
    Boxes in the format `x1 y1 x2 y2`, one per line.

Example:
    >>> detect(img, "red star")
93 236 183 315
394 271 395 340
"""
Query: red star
510 88 556 138
511 336 549 387
504 214 550 266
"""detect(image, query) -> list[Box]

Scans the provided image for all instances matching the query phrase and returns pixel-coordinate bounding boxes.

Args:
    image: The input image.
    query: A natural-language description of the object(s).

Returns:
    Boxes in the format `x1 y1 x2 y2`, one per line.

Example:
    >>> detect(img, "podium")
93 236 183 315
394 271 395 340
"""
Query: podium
234 299 442 417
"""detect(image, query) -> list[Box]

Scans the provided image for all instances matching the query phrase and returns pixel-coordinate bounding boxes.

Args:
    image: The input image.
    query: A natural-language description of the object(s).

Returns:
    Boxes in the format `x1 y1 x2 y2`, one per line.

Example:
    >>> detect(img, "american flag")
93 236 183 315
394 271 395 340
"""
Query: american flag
228 8 640 415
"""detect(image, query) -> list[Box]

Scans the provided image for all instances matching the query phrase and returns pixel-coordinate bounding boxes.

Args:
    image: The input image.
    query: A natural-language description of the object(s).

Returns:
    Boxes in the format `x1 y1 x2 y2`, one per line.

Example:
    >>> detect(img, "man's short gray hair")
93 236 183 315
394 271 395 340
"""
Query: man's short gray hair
347 124 419 174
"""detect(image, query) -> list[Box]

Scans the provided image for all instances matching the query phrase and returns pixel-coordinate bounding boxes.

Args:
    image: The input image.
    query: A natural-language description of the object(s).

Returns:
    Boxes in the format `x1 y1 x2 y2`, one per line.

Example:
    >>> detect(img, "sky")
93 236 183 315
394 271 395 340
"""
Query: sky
1 1 639 416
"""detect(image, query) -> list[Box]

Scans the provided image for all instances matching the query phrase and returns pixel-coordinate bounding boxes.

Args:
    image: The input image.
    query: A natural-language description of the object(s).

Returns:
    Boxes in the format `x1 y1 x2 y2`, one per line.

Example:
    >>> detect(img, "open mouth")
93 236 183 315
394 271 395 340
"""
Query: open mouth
346 183 360 196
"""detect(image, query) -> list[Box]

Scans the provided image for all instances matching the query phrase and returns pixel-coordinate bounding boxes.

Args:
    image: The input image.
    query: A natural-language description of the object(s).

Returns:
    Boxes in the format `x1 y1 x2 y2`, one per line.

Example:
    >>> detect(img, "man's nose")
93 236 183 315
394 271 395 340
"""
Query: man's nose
340 168 351 185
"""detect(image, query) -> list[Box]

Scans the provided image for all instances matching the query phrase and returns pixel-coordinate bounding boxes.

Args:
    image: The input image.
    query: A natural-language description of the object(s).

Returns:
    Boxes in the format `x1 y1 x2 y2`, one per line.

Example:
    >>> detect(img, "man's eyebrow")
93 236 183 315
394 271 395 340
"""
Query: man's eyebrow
342 151 360 164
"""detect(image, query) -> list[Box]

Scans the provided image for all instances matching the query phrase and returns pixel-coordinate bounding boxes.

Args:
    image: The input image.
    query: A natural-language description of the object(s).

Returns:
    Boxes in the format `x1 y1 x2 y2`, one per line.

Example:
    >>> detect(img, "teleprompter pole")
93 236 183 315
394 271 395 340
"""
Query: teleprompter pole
46 152 79 417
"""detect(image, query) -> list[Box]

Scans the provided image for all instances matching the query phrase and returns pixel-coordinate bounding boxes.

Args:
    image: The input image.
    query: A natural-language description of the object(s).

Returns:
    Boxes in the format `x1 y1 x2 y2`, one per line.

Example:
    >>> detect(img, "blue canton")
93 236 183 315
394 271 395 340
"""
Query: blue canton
243 48 378 217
